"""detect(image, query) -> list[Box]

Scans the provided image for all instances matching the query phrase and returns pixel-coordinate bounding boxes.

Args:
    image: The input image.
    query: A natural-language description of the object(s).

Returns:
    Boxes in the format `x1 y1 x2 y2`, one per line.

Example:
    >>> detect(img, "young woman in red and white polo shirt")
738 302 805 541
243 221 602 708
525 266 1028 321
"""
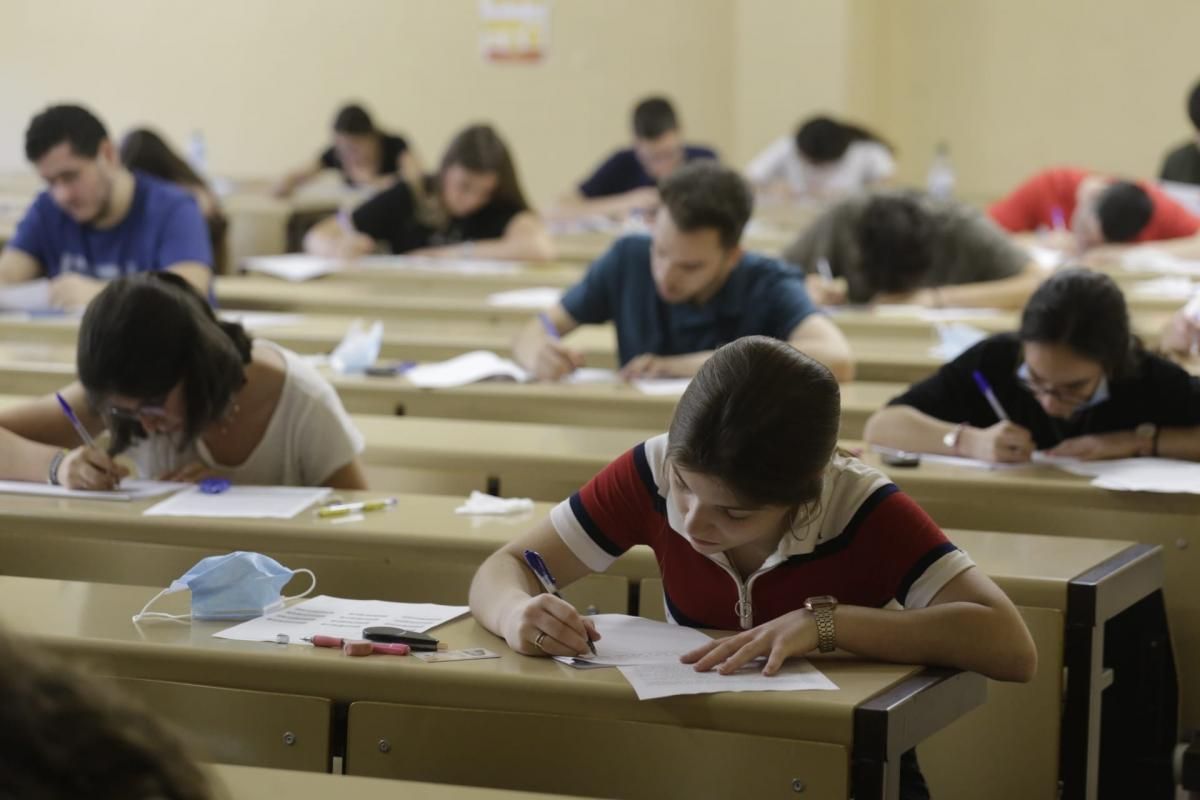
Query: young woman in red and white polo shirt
471 335 1036 797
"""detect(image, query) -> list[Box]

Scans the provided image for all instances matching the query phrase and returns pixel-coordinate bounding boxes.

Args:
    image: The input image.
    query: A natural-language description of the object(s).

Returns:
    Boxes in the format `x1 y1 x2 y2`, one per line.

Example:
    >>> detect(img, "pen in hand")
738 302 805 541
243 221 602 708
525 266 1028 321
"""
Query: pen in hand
55 392 118 484
523 548 597 655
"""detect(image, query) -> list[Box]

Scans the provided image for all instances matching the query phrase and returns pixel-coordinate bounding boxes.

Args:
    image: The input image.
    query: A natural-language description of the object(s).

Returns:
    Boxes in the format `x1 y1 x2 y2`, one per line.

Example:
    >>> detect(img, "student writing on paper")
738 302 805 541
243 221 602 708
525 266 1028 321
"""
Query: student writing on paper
118 128 229 275
304 124 553 261
745 115 895 201
0 426 126 490
865 269 1200 463
471 338 1035 795
274 102 422 198
550 96 718 222
1160 79 1200 187
513 162 853 382
0 105 213 309
0 628 217 799
784 189 1046 309
0 273 368 488
988 166 1200 259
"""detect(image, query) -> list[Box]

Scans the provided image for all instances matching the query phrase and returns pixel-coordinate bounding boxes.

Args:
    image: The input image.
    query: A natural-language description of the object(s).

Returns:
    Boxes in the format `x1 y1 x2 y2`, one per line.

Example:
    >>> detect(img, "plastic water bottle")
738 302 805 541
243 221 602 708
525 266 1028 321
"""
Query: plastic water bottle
927 141 955 199
186 130 208 176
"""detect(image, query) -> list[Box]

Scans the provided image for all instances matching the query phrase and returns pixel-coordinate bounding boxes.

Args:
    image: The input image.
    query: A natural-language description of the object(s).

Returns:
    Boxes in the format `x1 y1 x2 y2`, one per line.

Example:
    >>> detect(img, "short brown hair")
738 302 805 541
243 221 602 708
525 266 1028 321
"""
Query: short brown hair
0 629 216 799
667 336 840 509
659 161 753 249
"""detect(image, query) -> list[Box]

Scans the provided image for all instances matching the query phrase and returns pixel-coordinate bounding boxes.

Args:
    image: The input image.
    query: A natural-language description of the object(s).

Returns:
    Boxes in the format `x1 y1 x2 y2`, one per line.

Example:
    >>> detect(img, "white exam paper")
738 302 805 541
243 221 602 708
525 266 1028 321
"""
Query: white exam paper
219 310 307 330
928 322 988 361
618 659 838 700
406 350 528 388
143 485 331 519
242 254 341 282
213 595 469 644
1050 457 1200 495
552 614 713 667
0 479 187 502
631 378 692 396
0 279 53 312
486 287 564 308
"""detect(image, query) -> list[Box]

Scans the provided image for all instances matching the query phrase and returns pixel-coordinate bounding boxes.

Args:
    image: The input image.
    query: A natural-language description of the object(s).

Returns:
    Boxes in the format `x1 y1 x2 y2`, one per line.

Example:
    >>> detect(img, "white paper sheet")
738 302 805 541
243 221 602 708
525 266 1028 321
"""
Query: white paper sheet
928 322 988 361
618 658 838 700
872 304 1005 322
1120 248 1200 277
143 486 331 518
0 279 53 312
1049 457 1200 495
562 367 618 385
0 479 187 502
213 595 469 644
405 350 528 388
552 614 713 667
486 287 563 308
242 255 341 282
355 256 523 276
631 378 692 396
870 446 1025 472
454 490 535 516
218 310 307 330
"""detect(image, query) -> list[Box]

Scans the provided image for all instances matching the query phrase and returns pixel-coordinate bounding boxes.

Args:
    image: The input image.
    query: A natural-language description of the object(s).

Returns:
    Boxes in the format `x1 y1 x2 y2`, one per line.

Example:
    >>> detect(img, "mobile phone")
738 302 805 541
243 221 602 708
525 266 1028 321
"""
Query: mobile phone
362 626 440 651
365 361 416 377
880 451 922 468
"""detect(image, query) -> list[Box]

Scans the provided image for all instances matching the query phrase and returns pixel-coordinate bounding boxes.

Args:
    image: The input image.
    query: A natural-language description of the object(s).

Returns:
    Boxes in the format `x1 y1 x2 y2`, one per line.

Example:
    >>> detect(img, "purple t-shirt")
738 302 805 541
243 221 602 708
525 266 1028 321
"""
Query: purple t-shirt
9 171 213 280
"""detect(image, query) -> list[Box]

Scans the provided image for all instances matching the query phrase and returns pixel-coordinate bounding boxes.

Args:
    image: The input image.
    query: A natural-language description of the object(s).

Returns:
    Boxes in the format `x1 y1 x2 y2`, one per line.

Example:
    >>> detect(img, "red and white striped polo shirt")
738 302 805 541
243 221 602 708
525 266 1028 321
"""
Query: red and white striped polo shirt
550 434 974 630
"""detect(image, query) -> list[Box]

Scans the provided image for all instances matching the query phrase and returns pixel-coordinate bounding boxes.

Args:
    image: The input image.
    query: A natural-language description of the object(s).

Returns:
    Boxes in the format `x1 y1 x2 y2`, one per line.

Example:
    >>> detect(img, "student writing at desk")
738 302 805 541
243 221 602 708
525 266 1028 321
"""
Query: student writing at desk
304 124 553 261
550 96 717 222
988 166 1200 261
0 273 368 488
513 162 854 381
864 269 1200 463
0 105 213 309
745 115 895 201
783 189 1046 309
472 337 1036 799
273 102 421 198
1159 79 1200 186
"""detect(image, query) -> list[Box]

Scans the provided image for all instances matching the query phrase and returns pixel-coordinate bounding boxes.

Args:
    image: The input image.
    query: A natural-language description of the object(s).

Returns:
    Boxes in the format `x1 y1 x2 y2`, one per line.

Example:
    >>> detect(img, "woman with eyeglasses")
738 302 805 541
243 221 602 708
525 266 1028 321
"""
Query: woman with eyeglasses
864 268 1200 464
0 272 368 490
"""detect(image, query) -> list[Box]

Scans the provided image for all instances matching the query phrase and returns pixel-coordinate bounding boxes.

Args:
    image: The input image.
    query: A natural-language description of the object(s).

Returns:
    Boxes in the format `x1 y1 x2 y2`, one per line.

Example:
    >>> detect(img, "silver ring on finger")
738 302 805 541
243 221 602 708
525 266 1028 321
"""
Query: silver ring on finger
533 631 547 650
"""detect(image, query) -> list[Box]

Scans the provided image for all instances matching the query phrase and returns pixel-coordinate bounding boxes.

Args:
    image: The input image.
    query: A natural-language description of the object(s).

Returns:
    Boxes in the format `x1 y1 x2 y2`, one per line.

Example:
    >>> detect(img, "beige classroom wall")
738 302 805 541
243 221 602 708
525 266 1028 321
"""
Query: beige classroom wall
0 0 735 208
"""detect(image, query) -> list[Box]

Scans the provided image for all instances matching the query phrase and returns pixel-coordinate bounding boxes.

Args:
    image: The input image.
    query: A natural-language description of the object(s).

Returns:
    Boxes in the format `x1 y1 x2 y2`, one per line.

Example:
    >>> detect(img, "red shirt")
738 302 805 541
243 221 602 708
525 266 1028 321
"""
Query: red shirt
549 436 973 630
988 166 1200 242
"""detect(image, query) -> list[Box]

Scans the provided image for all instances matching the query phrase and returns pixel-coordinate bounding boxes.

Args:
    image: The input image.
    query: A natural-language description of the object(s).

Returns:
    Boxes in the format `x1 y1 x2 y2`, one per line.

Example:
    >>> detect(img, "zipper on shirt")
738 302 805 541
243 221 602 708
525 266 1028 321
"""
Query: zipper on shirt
712 558 770 630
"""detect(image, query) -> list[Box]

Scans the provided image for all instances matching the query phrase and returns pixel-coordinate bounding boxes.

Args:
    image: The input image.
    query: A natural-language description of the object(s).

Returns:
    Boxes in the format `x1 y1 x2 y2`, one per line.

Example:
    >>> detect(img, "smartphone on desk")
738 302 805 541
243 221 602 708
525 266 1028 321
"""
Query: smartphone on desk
879 450 921 468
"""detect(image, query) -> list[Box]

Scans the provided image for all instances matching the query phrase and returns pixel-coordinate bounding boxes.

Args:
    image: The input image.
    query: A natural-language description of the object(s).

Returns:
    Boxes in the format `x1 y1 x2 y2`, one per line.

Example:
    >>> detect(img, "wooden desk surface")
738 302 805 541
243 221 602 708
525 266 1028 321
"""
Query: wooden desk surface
0 574 936 748
211 763 585 800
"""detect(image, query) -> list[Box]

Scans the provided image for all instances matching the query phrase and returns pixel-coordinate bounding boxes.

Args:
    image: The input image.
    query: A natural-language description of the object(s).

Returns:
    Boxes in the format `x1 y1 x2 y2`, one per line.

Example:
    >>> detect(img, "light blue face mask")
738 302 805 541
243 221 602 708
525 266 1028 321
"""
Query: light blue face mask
132 551 316 623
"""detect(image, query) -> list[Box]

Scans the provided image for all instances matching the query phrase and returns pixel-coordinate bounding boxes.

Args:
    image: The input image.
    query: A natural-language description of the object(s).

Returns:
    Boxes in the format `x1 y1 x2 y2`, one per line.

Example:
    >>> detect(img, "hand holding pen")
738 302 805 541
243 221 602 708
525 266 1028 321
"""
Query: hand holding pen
966 372 1034 463
523 551 597 657
531 312 584 382
53 392 128 490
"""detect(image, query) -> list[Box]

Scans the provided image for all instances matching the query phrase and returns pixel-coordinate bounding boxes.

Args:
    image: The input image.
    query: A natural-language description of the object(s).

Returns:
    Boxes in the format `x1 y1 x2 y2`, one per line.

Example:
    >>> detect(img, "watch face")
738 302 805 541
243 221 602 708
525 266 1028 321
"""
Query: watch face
806 595 838 609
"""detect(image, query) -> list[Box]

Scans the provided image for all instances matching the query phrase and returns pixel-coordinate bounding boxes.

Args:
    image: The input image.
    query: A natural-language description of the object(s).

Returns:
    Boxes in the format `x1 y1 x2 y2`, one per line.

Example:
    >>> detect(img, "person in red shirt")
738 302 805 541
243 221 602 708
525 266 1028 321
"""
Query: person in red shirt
988 167 1200 252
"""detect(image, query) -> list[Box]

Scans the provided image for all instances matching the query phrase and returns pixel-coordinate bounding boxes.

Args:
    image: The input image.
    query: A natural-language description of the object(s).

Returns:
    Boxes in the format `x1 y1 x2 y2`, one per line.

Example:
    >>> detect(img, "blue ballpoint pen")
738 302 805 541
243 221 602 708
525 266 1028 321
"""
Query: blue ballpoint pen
971 370 1010 422
55 392 118 483
537 312 560 341
523 548 597 655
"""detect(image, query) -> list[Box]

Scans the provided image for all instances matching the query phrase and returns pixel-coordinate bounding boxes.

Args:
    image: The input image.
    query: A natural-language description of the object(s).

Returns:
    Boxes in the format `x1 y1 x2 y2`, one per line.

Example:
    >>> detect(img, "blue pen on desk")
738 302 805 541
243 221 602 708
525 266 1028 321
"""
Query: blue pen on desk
971 370 1010 422
538 312 560 341
55 392 99 450
523 548 597 655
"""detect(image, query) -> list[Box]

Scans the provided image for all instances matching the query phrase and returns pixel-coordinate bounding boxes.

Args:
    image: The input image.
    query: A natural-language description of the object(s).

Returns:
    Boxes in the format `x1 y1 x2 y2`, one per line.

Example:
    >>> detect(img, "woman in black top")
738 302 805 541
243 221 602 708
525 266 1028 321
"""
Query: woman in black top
305 123 554 261
273 103 422 197
864 268 1200 463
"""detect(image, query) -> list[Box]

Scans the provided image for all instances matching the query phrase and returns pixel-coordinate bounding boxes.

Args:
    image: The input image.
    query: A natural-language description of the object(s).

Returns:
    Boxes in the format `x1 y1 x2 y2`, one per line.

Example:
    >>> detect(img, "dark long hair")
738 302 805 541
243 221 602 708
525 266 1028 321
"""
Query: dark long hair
667 336 841 510
795 116 893 164
1018 268 1140 379
119 128 229 273
77 272 252 455
0 629 216 799
438 124 531 212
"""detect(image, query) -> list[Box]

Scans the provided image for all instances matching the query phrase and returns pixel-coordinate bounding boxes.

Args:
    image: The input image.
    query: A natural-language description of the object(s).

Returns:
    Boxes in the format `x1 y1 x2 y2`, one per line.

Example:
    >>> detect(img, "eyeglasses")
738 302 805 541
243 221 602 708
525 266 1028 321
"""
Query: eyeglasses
106 398 171 425
1014 365 1101 407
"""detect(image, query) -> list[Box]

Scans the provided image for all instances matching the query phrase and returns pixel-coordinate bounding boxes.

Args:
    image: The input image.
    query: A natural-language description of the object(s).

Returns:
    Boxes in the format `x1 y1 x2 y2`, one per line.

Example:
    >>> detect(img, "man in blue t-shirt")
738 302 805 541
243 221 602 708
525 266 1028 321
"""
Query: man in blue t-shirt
515 162 854 382
551 96 718 223
0 105 212 310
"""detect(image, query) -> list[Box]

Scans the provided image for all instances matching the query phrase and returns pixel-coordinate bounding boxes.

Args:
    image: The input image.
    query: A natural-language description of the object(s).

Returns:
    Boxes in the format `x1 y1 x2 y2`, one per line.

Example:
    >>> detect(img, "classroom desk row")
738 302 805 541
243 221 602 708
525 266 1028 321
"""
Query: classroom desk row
0 492 1163 800
3 573 977 800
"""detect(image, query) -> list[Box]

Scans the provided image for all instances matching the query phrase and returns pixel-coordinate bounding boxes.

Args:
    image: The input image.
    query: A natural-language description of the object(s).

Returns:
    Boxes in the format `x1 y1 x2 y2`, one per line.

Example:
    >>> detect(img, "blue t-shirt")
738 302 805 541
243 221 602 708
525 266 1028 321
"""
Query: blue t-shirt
9 171 213 280
561 234 819 366
578 145 718 198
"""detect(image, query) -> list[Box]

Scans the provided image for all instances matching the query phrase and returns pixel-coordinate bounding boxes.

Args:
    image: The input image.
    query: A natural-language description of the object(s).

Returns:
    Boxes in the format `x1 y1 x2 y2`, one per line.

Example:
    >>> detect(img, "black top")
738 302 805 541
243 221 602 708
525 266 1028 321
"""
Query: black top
1161 141 1200 186
888 333 1200 449
320 133 409 183
350 180 524 254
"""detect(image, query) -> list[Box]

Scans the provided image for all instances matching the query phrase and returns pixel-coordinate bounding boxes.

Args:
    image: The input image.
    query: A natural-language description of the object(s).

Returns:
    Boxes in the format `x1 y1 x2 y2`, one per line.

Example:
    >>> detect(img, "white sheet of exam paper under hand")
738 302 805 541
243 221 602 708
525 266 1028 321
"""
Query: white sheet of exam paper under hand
0 279 53 312
486 287 564 308
143 485 331 519
552 614 714 668
242 254 341 282
405 351 529 388
214 595 469 644
1049 457 1200 495
0 479 186 502
619 659 838 700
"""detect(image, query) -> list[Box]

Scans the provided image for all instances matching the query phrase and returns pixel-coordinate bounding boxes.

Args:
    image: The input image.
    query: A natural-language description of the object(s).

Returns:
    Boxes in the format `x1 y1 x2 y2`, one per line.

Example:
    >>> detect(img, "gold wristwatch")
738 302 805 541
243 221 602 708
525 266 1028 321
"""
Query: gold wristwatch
804 595 839 653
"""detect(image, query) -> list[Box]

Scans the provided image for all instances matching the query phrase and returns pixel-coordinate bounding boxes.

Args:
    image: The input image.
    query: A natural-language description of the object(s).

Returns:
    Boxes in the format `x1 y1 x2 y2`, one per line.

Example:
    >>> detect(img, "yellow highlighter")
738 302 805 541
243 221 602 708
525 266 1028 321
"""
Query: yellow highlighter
317 498 398 519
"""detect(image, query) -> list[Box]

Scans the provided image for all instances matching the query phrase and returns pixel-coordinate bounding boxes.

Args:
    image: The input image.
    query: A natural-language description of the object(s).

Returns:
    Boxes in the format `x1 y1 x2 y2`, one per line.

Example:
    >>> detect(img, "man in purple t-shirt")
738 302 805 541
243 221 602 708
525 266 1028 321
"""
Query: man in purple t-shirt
0 105 212 310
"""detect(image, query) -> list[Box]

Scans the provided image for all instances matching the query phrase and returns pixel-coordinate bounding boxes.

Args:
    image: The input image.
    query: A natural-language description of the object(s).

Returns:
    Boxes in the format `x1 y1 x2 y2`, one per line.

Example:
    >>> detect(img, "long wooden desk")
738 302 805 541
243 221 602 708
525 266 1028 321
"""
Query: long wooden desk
0 575 981 800
0 489 1166 799
211 764 586 799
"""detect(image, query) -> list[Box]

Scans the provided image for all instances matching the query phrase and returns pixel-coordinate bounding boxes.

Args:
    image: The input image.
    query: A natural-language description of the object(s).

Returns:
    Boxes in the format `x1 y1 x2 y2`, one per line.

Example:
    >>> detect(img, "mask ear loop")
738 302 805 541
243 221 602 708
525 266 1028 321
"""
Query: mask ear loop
283 569 317 603
131 587 192 624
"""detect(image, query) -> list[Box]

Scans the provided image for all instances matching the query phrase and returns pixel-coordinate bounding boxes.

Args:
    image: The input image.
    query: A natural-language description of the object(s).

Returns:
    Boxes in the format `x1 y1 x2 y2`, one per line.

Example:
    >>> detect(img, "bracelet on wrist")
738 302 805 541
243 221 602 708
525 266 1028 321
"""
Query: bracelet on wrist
47 448 69 486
